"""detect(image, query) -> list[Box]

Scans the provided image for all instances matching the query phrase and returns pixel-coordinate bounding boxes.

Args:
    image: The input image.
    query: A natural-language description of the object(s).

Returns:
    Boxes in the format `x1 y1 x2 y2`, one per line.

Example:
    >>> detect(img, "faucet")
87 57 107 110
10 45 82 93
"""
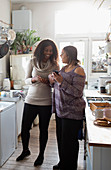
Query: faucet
0 86 8 92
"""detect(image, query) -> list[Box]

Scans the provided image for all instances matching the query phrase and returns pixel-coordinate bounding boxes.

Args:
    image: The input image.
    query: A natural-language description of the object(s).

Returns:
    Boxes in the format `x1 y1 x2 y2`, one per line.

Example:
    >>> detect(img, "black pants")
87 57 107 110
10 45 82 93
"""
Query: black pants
56 115 82 170
21 103 52 156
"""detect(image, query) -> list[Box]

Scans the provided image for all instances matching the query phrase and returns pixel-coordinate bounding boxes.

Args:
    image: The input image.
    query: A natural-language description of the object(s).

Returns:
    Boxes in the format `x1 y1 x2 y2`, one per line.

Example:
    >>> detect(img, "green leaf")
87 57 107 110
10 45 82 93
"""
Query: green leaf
10 29 41 54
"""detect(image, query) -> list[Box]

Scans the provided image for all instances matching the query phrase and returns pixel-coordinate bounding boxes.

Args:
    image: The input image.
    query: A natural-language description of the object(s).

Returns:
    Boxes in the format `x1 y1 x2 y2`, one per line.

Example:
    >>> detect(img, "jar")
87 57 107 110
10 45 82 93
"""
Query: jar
13 80 22 90
100 86 106 93
106 83 111 94
105 80 111 94
3 78 11 91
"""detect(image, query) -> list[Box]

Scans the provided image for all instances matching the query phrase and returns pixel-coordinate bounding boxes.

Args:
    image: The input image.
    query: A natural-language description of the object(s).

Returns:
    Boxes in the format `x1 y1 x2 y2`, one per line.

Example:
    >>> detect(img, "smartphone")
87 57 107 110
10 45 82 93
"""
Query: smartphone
53 70 59 75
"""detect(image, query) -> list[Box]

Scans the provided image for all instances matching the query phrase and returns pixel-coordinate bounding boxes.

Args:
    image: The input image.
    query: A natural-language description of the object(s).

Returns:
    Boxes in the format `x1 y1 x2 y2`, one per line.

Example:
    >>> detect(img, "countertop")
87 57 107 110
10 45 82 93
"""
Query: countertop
0 90 26 102
84 89 111 97
85 89 111 147
0 96 20 102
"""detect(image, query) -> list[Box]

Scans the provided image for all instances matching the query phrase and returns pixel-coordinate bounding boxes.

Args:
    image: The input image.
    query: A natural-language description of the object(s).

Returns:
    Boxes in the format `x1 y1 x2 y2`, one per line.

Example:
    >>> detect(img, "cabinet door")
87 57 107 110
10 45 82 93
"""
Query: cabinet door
0 105 16 166
86 144 91 170
86 144 111 170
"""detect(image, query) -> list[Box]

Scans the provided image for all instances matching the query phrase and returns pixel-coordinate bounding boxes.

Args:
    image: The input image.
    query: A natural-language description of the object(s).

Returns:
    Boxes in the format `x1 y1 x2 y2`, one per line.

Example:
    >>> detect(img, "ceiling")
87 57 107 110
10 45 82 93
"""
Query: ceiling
11 0 111 9
11 0 76 3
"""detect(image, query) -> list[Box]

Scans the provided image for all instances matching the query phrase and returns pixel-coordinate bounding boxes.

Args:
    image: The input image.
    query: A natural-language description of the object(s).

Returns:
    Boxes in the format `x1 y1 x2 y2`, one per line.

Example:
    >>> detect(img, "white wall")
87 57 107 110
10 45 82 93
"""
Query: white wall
0 0 11 80
0 0 10 23
11 1 110 45
12 1 83 40
12 1 111 87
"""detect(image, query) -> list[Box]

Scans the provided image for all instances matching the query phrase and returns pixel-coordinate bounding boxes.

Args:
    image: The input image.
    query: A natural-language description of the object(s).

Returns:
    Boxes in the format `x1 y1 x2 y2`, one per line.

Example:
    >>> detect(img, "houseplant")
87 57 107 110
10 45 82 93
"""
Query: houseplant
11 29 41 54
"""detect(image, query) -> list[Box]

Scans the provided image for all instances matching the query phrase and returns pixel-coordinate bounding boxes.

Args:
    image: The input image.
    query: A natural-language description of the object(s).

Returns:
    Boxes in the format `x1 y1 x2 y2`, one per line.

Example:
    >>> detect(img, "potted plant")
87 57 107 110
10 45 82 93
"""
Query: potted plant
11 29 41 54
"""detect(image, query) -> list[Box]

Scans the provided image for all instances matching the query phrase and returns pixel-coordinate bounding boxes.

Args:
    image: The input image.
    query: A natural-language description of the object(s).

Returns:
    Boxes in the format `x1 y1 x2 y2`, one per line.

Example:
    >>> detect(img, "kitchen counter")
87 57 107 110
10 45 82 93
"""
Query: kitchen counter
0 96 20 102
84 89 111 98
85 103 111 147
84 89 111 170
85 89 111 146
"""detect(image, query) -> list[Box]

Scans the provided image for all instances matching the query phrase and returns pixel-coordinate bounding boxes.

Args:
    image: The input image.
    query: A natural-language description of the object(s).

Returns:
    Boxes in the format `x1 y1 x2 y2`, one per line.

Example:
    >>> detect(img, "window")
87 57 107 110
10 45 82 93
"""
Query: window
58 39 88 79
55 5 110 34
55 2 110 82
57 37 108 82
92 40 107 73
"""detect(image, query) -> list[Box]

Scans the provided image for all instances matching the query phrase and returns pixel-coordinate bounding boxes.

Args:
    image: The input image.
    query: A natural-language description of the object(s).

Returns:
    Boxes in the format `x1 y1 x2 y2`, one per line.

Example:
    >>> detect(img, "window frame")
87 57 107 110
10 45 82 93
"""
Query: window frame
55 33 107 83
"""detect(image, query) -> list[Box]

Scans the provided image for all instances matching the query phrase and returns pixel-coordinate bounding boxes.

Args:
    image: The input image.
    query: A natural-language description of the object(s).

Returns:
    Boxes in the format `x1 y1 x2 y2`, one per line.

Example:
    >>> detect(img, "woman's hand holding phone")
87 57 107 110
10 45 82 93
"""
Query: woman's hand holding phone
52 71 63 84
53 70 59 75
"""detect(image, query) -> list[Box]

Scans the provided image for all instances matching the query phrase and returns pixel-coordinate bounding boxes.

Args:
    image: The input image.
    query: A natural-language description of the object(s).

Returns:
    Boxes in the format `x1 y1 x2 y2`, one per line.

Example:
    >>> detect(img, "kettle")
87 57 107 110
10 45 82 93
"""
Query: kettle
105 80 111 94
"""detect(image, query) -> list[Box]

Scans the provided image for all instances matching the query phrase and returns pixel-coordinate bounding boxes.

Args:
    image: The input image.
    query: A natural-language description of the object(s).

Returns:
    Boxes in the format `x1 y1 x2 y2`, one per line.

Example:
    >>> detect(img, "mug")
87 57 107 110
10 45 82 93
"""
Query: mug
92 109 103 119
100 86 106 93
103 108 111 119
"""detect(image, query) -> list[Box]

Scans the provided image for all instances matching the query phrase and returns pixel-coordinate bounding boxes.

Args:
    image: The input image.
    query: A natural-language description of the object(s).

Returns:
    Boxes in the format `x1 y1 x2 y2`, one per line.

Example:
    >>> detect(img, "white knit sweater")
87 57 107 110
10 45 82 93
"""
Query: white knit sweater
25 57 59 106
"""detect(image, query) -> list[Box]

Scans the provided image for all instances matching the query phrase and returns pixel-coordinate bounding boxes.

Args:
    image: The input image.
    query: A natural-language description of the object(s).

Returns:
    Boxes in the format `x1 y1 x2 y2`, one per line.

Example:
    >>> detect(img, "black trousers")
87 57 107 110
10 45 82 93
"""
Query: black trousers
56 115 82 170
21 103 52 156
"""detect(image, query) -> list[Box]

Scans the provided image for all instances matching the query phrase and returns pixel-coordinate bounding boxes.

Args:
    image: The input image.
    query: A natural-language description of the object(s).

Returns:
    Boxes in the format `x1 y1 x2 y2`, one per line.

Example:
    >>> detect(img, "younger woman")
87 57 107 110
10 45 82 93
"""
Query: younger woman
16 39 59 167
